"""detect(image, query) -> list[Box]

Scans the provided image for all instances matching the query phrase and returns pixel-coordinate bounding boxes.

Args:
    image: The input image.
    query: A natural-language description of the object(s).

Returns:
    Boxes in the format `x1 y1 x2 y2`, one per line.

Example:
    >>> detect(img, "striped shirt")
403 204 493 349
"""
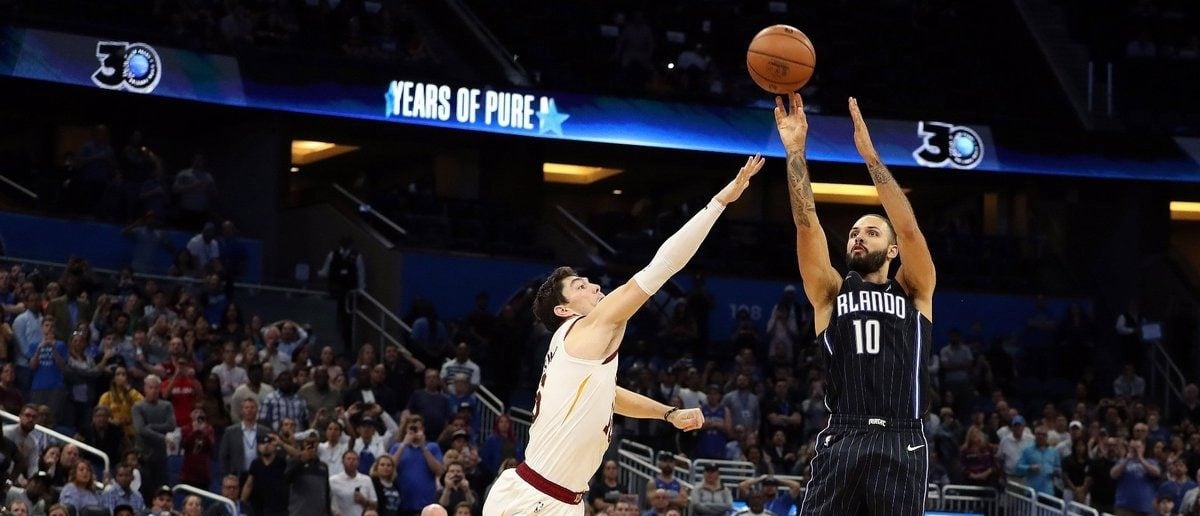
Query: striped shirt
259 391 309 431
101 484 146 513
440 359 481 385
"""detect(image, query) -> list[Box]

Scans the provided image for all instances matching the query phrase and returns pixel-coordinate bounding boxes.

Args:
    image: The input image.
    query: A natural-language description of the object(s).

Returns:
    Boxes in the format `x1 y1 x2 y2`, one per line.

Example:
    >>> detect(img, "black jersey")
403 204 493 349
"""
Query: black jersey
817 271 932 419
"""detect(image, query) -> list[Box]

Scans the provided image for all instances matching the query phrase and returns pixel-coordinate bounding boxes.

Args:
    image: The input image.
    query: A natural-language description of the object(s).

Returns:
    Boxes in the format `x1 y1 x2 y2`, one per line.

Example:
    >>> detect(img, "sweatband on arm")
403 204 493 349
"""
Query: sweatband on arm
633 198 726 294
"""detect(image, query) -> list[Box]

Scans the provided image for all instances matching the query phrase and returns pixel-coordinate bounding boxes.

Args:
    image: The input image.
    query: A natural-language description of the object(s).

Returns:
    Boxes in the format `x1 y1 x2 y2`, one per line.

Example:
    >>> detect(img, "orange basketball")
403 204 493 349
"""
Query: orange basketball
746 24 816 94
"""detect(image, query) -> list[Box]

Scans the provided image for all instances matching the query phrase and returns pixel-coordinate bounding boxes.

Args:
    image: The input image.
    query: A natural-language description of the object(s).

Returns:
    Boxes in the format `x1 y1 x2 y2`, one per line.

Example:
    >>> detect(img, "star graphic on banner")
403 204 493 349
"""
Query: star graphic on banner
536 99 570 135
384 87 396 117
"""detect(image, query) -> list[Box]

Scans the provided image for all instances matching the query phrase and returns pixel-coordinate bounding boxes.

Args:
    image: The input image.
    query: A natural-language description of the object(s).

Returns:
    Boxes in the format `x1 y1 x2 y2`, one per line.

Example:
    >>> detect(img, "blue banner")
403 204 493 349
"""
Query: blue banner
4 26 1198 182
398 251 1086 352
0 211 263 282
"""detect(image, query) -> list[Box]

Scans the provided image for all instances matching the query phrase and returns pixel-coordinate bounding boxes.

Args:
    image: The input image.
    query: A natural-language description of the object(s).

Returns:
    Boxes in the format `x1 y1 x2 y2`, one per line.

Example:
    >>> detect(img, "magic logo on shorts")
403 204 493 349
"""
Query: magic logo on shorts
92 41 162 94
912 121 983 170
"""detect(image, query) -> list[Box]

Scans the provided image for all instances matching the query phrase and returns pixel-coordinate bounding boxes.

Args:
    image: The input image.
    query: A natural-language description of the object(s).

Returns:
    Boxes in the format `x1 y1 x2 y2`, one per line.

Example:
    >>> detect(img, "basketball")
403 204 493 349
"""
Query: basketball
746 24 816 94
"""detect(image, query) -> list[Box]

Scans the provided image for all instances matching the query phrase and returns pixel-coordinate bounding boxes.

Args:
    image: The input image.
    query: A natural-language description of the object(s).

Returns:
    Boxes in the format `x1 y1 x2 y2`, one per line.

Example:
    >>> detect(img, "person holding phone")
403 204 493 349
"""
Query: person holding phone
331 449 377 516
391 414 444 515
241 433 289 516
180 408 215 489
438 461 477 513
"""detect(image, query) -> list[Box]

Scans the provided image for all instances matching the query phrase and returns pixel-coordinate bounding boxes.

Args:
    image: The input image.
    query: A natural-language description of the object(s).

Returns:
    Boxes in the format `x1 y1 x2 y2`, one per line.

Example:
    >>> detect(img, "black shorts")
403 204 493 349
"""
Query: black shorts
799 414 929 516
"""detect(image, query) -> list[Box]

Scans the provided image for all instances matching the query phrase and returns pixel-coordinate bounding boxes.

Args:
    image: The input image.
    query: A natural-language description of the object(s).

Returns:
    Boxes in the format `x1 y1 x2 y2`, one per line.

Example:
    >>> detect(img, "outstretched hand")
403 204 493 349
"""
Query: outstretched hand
848 97 878 161
774 93 808 154
713 154 764 206
666 407 705 432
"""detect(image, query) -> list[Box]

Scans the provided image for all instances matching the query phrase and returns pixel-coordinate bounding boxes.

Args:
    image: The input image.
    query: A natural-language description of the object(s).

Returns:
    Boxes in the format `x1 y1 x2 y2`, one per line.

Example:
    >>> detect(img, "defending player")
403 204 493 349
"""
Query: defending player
774 93 936 515
482 155 764 516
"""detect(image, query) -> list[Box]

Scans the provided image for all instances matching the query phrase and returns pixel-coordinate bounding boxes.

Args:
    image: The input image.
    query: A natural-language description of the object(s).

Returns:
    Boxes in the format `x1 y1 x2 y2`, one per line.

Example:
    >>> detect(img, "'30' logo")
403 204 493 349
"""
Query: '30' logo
912 121 983 170
92 41 161 94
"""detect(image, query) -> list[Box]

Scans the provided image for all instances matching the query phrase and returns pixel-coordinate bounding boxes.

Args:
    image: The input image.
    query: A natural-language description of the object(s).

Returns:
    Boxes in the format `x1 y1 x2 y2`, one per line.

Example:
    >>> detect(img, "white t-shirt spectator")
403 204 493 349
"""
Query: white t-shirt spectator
211 363 248 410
330 471 376 516
186 234 220 270
997 431 1035 475
440 359 481 386
1113 374 1146 398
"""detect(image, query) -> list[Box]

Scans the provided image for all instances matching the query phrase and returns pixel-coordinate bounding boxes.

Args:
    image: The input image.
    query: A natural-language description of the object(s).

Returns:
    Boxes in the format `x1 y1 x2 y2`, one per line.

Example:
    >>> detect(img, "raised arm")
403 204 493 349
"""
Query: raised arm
615 386 704 432
775 93 841 334
570 157 763 356
849 97 936 317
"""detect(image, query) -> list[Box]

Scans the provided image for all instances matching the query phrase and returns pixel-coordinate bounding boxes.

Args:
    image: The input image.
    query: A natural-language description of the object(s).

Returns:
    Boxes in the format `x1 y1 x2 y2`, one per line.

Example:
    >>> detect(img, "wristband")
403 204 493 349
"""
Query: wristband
664 407 679 422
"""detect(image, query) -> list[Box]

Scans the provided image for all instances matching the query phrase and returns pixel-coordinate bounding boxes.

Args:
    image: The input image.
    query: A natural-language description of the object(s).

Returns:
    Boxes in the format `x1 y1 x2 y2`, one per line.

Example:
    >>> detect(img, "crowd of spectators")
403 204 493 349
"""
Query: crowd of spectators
0 236 1198 516
566 280 1200 516
0 251 534 516
9 0 440 69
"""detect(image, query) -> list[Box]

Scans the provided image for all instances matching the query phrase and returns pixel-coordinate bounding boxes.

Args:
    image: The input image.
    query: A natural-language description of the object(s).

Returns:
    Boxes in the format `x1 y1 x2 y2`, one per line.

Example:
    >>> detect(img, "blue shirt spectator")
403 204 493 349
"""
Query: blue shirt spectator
100 465 145 514
390 417 443 513
29 337 68 392
1015 431 1061 495
446 385 482 438
408 369 451 439
1146 413 1171 447
59 481 103 511
1113 442 1161 515
11 297 42 367
1156 459 1197 510
764 483 797 516
479 414 525 475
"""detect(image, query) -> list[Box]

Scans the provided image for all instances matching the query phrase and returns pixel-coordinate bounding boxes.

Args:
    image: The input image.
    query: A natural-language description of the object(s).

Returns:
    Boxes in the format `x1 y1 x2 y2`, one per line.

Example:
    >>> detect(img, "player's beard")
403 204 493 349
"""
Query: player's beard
847 248 888 275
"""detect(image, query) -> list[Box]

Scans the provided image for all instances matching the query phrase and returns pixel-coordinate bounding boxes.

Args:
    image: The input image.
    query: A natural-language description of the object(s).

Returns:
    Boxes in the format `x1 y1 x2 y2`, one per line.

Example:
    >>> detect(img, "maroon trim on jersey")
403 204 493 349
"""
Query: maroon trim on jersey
564 316 583 338
516 463 586 505
602 349 619 364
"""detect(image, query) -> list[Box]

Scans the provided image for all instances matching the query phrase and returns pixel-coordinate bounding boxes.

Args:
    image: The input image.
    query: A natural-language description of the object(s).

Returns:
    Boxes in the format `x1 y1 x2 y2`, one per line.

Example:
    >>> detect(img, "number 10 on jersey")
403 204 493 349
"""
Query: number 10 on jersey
853 319 881 354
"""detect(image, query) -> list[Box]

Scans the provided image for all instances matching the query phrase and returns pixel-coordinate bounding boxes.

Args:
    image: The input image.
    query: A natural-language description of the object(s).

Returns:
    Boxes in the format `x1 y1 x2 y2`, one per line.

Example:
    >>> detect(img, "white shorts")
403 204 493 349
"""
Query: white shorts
482 468 585 516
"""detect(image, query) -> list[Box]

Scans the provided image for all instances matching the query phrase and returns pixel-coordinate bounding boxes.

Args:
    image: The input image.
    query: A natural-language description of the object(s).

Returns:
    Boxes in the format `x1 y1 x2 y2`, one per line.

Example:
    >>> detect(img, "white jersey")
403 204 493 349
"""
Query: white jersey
524 316 618 491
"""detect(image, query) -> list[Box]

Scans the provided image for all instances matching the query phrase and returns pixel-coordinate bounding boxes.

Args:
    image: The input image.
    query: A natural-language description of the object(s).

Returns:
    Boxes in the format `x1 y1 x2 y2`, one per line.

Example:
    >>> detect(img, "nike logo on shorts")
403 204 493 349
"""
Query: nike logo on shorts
906 444 925 452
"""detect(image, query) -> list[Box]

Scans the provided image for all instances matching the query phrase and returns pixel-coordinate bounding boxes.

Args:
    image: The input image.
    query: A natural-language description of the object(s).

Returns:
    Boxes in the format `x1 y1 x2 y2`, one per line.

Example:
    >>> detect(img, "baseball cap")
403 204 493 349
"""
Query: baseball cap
656 451 673 462
1011 415 1026 426
257 434 274 444
360 415 377 425
113 504 136 515
451 429 469 439
783 285 797 293
458 402 473 410
1069 420 1084 430
156 485 172 497
762 478 781 486
703 463 719 472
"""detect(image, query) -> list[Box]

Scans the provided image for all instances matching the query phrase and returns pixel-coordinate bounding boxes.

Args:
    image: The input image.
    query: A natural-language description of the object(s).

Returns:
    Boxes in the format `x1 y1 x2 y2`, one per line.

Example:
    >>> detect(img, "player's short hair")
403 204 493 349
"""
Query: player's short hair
533 266 578 331
859 213 897 245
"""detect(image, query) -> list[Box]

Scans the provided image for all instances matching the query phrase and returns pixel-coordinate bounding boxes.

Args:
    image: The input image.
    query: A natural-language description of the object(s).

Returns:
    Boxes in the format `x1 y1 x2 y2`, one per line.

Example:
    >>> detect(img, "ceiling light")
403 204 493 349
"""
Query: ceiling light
1170 201 1200 221
811 183 908 205
291 140 360 165
543 162 624 185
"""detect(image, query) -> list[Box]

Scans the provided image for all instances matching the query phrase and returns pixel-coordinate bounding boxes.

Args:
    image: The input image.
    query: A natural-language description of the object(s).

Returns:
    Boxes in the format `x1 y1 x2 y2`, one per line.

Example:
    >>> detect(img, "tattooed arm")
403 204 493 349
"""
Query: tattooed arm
848 97 936 317
774 93 841 335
